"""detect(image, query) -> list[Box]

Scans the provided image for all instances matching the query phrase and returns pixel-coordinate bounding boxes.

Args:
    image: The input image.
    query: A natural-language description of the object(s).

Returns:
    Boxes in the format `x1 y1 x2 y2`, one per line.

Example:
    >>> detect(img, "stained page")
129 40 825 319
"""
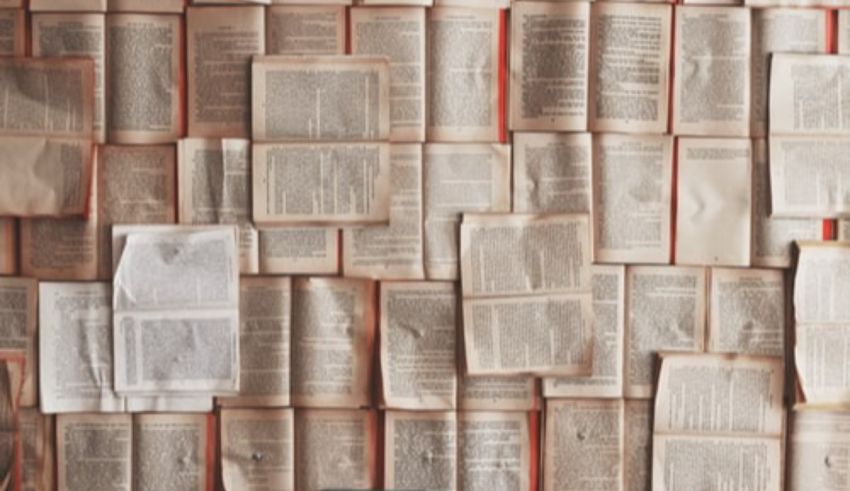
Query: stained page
220 409 294 491
512 132 591 214
266 5 345 55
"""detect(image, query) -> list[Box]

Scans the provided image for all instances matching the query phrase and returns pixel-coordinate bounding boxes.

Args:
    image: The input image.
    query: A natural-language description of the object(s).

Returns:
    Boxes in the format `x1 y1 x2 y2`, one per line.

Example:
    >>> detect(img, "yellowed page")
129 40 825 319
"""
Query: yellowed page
673 6 750 137
294 409 378 491
510 2 589 132
770 54 850 135
29 0 106 10
423 143 511 280
428 7 501 142
343 144 424 280
544 265 625 399
187 6 264 138
32 12 106 143
253 142 391 225
0 9 24 56
624 399 652 491
18 409 54 491
625 266 707 398
380 281 456 410
56 413 132 491
106 13 182 143
266 6 345 55
133 413 210 491
291 277 375 408
544 399 624 491
458 411 532 491
675 138 751 266
219 276 291 408
252 56 390 142
458 374 539 411
512 132 591 214
589 2 671 134
107 0 185 12
592 133 673 264
221 409 294 491
0 219 15 275
708 267 785 357
257 227 338 274
384 410 457 490
0 277 36 407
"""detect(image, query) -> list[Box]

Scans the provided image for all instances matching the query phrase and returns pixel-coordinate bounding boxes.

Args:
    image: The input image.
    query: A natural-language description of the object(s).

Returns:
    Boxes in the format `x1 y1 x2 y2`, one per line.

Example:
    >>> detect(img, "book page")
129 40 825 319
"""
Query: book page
384 410 457 490
428 7 502 142
423 143 510 280
343 144 424 280
291 277 375 408
18 409 54 491
750 8 827 138
257 227 338 274
543 265 625 399
708 267 785 357
252 56 390 142
841 10 850 54
351 7 426 142
219 276 291 408
133 413 211 491
106 13 182 144
112 227 240 395
107 0 185 11
31 12 105 143
187 6 264 138
380 281 457 410
29 0 106 9
266 5 345 55
543 399 624 491
458 375 539 411
458 411 533 491
788 409 850 490
252 142 391 225
770 54 850 135
56 413 132 491
512 132 591 214
592 133 673 264
294 409 378 491
125 396 213 413
509 2 589 132
0 277 36 407
673 6 750 136
769 136 850 218
624 399 652 491
178 138 258 273
0 9 24 56
0 219 14 275
794 242 850 324
796 323 850 406
39 281 124 413
675 137 751 266
750 139 821 267
221 408 294 491
625 266 706 398
588 2 671 134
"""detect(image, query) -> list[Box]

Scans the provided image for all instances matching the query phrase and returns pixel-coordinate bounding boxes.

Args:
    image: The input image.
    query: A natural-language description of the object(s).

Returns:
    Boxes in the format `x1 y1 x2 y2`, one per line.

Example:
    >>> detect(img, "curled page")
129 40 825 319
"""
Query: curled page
266 6 345 55
112 226 240 395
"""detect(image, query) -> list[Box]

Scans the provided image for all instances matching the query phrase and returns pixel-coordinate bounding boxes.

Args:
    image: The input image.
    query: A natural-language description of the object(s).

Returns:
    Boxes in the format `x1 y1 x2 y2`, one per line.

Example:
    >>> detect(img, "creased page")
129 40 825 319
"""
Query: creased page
458 375 539 411
39 281 124 413
458 411 532 491
625 266 706 398
543 399 624 491
673 6 750 137
708 267 784 357
423 143 510 280
589 2 671 134
257 227 338 274
592 133 673 264
133 413 211 491
380 281 457 410
0 219 14 275
512 132 591 214
0 277 36 407
750 139 821 267
509 2 589 132
57 413 132 491
178 138 258 273
0 9 23 56
252 142 391 225
266 5 345 55
343 144 424 280
187 6 264 138
18 409 54 491
252 56 390 142
384 410 457 490
770 54 850 135
788 409 850 491
750 9 827 138
294 409 378 491
624 400 653 491
675 137 751 266
112 227 240 395
106 13 182 144
351 7 426 142
291 277 375 408
544 265 625 399
221 409 294 491
769 136 850 218
219 276 291 408
32 12 106 143
428 7 502 142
